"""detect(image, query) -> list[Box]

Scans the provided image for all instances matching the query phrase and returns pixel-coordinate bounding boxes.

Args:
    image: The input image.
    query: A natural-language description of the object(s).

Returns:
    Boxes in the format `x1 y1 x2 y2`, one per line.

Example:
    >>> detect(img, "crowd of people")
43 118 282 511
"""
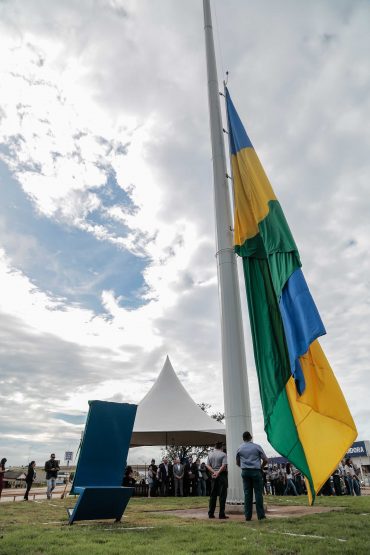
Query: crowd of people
134 457 214 498
262 457 362 497
135 454 362 501
137 436 364 521
0 443 364 521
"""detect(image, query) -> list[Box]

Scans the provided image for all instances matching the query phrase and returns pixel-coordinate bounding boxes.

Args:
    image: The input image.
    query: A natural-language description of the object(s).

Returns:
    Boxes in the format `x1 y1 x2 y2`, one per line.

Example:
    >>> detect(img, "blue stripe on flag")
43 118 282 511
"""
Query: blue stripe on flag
279 268 326 394
226 88 253 155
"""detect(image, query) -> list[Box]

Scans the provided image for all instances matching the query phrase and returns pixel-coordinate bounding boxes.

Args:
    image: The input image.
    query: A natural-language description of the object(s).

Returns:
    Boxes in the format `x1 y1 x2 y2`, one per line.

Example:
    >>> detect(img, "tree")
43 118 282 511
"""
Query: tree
160 403 225 462
160 444 205 463
210 410 225 423
198 402 225 423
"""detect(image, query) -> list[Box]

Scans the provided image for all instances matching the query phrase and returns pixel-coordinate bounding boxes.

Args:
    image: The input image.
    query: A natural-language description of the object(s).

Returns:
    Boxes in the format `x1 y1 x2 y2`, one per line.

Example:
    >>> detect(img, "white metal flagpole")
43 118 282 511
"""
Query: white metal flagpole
203 0 252 503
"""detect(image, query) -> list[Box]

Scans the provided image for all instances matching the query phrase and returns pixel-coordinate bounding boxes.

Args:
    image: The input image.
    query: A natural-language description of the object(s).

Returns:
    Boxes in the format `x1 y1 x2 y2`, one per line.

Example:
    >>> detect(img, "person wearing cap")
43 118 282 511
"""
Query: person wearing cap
44 453 60 500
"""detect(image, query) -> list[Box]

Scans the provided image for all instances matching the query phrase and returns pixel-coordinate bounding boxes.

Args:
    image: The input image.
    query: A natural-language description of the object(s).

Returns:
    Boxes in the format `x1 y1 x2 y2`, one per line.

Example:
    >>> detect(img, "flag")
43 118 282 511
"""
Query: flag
226 88 357 504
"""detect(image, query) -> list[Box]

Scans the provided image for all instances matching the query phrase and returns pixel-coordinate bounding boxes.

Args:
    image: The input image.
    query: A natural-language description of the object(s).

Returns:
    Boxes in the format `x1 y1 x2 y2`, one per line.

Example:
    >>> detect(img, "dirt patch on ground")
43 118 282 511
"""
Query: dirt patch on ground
157 504 343 522
266 504 343 518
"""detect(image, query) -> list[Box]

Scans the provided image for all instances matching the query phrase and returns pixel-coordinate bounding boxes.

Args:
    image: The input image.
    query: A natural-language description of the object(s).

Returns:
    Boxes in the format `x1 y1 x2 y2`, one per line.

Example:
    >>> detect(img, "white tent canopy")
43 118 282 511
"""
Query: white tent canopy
130 356 226 447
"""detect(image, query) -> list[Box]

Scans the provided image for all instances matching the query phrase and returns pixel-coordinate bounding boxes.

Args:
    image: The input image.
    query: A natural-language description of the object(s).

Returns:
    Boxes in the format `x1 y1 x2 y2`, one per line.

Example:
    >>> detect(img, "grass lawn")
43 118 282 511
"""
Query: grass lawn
0 495 369 554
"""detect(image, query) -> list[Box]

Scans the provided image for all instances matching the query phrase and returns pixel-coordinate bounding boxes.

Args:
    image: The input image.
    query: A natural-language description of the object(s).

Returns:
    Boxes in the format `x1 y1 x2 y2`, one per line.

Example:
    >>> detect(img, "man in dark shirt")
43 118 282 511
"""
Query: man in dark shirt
44 453 60 500
158 458 172 496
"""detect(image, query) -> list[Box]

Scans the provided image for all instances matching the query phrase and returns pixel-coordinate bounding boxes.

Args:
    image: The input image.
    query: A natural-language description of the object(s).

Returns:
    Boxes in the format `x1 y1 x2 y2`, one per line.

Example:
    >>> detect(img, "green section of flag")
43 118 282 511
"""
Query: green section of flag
242 253 314 489
235 200 300 297
242 256 290 416
266 387 312 485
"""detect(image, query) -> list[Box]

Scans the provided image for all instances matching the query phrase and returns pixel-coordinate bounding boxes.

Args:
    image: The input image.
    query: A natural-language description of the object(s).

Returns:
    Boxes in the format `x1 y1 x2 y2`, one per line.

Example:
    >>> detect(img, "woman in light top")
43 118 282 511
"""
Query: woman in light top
284 463 298 496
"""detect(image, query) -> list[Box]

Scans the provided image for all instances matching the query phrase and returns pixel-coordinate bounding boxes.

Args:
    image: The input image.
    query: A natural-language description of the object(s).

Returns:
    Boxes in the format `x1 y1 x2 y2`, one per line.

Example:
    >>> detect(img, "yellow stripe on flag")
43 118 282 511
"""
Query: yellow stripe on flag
286 340 357 504
232 147 276 247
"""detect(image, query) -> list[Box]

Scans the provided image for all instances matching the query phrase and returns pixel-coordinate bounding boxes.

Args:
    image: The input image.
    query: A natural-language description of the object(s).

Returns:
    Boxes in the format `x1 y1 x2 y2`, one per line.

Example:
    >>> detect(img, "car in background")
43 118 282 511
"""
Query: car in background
56 472 70 485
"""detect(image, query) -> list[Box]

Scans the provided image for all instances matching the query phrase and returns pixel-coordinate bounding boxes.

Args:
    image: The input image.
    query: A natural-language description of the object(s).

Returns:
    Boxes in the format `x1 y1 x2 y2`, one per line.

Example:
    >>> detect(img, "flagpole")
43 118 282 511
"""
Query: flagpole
203 0 252 504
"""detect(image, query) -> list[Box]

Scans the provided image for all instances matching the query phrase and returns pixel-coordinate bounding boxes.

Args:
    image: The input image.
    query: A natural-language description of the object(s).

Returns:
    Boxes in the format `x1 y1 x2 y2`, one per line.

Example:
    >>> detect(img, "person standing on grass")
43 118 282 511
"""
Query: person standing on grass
190 458 200 496
353 473 361 496
147 459 158 498
269 465 278 496
44 453 60 500
236 431 268 522
173 457 184 497
284 463 298 496
199 462 209 496
24 461 36 501
0 458 7 499
158 458 172 496
206 442 228 519
183 458 191 497
344 458 355 496
333 467 342 496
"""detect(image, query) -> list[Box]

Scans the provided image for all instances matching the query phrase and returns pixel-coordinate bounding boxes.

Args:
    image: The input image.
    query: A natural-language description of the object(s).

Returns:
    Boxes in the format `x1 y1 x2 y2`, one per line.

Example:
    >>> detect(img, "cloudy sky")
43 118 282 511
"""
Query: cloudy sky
0 0 369 467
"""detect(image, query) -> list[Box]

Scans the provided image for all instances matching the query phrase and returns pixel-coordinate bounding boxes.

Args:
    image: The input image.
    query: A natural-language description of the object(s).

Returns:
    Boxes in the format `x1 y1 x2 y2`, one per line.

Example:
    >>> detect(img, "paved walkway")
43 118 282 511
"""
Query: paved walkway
0 486 71 503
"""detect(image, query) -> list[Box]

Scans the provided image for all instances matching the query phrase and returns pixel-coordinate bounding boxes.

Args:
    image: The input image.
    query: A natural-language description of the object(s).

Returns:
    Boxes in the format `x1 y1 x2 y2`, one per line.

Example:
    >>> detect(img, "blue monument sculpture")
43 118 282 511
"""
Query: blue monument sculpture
68 400 137 525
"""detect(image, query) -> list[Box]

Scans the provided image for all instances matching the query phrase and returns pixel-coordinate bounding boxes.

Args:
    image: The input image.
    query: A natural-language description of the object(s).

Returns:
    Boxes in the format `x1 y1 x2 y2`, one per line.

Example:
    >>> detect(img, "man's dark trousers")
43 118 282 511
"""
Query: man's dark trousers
242 468 265 520
160 479 169 496
333 474 342 496
208 473 228 517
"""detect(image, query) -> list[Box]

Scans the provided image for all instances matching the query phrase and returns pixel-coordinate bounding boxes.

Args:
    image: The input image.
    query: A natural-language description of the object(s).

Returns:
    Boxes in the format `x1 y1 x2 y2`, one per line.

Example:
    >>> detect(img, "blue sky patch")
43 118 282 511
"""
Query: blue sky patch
52 412 86 425
0 160 149 313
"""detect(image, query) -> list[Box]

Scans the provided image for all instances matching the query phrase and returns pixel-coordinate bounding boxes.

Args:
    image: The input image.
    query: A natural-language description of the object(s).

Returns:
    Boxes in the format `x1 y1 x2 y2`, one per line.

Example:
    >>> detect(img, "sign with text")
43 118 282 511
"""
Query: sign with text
64 451 73 461
345 441 367 458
